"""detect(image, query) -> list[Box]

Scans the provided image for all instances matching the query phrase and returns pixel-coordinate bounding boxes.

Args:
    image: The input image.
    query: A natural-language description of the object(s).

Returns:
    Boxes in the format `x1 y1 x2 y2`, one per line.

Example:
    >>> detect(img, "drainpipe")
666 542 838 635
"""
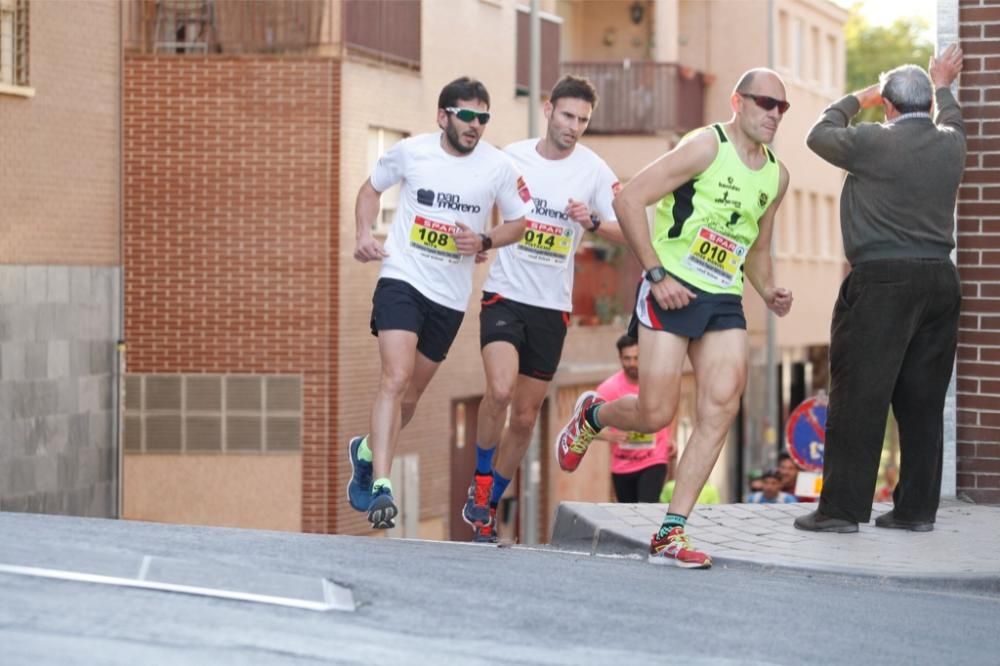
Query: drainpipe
521 0 541 546
763 0 779 470
114 2 126 518
939 0 959 498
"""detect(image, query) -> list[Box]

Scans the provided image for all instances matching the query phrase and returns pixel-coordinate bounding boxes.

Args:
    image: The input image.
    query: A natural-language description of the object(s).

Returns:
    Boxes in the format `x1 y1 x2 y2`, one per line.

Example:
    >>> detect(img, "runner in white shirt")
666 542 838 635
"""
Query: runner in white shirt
460 76 626 542
349 77 531 530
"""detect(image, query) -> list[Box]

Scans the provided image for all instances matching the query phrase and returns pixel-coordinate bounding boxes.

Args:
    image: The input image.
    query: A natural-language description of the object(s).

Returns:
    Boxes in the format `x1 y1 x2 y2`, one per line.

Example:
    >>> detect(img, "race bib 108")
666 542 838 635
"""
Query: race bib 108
410 215 460 264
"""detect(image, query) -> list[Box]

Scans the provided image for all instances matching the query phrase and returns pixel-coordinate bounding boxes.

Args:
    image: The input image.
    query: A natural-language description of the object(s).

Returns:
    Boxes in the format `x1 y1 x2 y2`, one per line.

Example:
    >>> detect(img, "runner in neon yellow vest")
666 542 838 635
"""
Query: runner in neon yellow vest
555 68 794 569
652 123 781 296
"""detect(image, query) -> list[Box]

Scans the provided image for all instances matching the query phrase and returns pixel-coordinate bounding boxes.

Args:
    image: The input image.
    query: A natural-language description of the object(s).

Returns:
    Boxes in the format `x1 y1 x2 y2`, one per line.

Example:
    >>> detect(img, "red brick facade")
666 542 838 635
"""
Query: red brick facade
957 1 1000 503
124 56 341 531
0 1 119 265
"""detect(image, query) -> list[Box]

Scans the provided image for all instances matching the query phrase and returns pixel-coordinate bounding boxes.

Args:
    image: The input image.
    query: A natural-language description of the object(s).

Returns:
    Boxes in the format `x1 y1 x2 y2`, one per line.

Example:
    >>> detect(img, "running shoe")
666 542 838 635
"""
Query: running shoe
555 391 604 472
648 526 712 569
346 435 374 512
368 485 397 530
474 507 498 544
461 472 494 529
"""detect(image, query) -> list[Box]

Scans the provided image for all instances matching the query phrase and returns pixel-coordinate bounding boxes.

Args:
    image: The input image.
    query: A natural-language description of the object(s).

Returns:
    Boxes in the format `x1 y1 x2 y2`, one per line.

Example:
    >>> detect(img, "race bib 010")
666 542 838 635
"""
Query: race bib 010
681 226 747 288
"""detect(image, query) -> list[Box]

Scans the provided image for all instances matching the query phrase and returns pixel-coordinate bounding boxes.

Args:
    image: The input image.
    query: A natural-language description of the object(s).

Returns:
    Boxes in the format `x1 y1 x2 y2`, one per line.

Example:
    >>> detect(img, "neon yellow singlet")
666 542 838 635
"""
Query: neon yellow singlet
651 124 780 296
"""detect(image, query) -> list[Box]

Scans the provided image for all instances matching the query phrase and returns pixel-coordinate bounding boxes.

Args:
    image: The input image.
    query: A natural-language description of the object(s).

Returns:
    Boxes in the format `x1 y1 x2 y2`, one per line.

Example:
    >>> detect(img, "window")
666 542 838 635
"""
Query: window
791 18 803 79
124 374 303 454
791 189 802 256
809 192 820 256
811 26 820 83
367 126 408 234
0 0 28 87
774 200 788 256
779 189 800 256
515 5 562 95
826 195 839 258
825 34 838 90
797 190 810 257
343 0 420 69
777 11 788 69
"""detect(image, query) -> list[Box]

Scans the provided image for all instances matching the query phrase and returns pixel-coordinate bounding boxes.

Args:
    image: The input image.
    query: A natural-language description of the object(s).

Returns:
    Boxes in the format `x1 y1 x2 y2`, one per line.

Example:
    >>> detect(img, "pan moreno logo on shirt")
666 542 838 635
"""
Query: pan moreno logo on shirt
415 188 481 213
531 197 570 222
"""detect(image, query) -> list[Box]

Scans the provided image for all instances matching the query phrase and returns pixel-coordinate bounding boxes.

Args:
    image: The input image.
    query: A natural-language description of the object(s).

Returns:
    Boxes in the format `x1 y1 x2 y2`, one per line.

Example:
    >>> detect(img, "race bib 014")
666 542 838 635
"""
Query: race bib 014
516 218 574 267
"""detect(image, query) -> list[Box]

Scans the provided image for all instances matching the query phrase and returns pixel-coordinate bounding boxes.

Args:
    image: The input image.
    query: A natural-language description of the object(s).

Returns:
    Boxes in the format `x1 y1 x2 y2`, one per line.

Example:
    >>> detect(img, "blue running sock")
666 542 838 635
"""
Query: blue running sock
475 444 495 475
657 513 687 539
585 403 603 430
490 471 511 507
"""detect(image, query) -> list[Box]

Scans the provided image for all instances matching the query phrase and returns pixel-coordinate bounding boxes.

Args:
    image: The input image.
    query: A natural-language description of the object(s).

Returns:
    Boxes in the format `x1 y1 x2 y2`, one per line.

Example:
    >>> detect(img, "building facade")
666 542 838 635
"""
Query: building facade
11 0 992 537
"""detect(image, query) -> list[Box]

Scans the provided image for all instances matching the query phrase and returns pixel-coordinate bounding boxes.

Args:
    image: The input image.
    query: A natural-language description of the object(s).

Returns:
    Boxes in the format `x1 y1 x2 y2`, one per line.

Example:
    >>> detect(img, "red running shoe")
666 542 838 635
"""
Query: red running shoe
474 507 498 543
461 472 494 529
648 527 712 569
555 391 604 472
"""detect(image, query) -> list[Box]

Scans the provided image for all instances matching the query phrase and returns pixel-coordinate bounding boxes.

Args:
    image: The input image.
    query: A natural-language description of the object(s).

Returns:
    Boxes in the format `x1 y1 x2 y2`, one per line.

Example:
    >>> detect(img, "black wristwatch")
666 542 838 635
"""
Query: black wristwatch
589 214 602 232
479 233 493 251
646 266 669 284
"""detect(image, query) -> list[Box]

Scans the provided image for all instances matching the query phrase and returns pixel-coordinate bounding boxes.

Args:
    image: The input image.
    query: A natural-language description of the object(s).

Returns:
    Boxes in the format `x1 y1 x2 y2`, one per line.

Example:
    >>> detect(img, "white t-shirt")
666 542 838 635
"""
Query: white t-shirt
483 139 619 312
371 132 532 312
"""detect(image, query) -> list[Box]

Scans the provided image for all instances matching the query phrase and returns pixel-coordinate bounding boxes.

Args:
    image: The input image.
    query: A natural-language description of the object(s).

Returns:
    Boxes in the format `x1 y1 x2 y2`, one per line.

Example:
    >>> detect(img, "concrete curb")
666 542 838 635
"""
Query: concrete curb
549 502 1000 596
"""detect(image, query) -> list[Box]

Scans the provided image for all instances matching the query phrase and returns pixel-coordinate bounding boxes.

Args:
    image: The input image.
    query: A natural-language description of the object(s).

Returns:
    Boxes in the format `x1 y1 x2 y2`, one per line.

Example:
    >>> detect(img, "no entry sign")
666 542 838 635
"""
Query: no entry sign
785 395 827 473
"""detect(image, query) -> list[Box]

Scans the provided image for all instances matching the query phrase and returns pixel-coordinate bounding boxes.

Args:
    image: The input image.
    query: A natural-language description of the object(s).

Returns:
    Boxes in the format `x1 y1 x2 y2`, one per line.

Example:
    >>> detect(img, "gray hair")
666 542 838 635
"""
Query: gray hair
879 64 933 114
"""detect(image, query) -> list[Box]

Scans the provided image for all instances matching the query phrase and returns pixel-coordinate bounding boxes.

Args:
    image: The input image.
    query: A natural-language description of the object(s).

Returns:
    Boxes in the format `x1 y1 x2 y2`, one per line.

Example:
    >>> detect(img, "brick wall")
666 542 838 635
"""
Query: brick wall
124 56 340 532
957 0 1000 503
0 1 119 265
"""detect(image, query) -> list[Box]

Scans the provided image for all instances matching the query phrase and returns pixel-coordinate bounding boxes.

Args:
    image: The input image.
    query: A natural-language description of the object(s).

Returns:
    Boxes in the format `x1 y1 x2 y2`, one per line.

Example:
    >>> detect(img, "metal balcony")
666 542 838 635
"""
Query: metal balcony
562 61 705 135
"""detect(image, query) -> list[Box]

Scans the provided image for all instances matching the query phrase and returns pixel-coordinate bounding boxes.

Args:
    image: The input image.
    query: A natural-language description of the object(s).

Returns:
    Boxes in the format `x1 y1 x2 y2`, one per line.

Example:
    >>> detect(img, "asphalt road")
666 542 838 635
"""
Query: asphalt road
1 513 997 665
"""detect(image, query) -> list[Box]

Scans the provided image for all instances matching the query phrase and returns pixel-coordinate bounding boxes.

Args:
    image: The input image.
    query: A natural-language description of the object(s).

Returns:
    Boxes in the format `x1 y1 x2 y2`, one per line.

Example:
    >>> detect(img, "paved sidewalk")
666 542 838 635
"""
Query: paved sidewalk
550 500 1000 592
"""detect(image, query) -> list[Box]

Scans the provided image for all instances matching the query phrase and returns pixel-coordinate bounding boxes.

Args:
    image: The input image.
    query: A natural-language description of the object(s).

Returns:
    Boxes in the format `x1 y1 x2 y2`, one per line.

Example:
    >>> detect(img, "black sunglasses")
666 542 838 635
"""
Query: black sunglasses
739 93 790 115
445 107 491 125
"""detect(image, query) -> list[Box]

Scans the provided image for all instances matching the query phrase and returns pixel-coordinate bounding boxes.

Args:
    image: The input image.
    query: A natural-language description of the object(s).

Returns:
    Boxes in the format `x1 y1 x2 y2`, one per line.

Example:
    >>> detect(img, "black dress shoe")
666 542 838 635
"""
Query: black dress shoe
874 510 934 532
793 509 859 533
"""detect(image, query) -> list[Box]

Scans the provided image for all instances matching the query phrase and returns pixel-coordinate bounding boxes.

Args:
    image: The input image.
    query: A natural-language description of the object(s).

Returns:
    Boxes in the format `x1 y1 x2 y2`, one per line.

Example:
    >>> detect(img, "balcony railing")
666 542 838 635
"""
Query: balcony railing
124 0 420 67
124 0 332 54
562 61 705 135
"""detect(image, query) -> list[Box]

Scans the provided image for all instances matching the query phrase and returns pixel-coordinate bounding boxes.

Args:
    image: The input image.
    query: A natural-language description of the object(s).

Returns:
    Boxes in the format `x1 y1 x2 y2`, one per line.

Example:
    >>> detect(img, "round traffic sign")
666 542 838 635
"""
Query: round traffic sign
785 395 827 472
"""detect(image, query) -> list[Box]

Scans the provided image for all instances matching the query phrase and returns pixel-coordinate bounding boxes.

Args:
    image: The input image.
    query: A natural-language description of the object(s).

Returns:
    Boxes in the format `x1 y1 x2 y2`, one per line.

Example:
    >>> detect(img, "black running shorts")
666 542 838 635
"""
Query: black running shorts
628 274 746 340
370 278 465 363
479 291 570 382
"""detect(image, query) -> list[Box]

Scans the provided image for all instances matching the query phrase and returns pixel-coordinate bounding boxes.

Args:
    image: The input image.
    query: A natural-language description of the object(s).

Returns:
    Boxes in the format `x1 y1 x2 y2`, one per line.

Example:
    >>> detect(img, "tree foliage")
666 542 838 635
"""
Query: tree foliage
845 3 934 123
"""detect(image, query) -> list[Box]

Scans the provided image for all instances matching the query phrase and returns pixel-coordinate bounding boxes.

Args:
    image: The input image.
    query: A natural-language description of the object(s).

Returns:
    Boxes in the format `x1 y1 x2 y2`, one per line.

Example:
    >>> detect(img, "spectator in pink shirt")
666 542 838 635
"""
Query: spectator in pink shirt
596 335 674 502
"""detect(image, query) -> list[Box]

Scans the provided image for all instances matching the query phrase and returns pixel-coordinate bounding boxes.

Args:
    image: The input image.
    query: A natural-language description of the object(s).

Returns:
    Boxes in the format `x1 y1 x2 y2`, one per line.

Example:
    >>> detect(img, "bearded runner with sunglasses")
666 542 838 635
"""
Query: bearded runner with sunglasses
459 75 626 543
555 69 794 568
348 77 531 530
